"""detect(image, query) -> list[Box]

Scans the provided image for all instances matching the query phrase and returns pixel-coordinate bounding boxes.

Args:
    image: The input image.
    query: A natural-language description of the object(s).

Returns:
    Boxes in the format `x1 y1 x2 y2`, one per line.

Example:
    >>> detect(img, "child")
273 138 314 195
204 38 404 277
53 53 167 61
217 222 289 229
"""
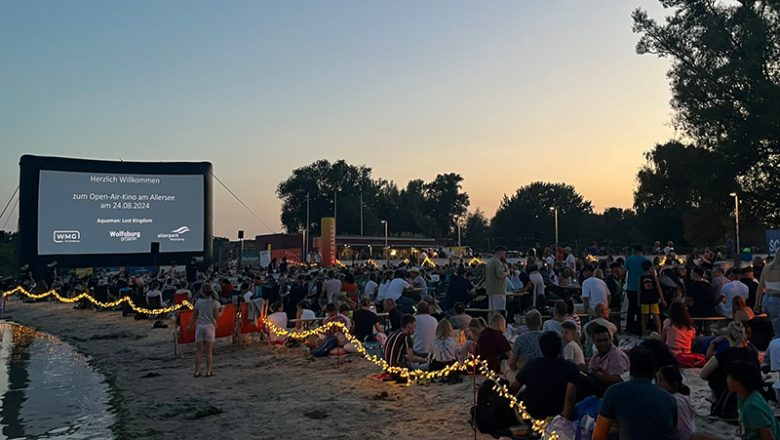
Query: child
727 361 780 440
639 259 666 335
656 366 696 440
561 320 586 371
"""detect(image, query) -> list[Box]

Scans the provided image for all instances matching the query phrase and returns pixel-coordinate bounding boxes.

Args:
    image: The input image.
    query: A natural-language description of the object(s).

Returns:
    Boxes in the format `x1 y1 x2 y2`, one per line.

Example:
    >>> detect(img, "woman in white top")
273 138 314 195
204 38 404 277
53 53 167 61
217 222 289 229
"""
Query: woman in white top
363 273 379 302
757 250 780 337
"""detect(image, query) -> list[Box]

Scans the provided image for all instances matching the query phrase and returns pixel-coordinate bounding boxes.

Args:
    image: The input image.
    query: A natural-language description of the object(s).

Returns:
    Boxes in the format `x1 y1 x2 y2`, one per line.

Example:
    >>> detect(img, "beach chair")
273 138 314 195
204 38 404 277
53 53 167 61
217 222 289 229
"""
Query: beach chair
173 291 189 305
237 302 266 344
173 304 239 356
174 309 196 356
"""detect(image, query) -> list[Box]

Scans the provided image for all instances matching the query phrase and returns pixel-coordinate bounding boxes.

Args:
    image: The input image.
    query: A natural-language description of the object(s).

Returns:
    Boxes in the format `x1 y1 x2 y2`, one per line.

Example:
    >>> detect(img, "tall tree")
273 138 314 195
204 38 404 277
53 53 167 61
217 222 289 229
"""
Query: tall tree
491 182 593 245
634 141 736 247
424 173 470 238
276 159 374 236
633 0 780 227
462 209 490 250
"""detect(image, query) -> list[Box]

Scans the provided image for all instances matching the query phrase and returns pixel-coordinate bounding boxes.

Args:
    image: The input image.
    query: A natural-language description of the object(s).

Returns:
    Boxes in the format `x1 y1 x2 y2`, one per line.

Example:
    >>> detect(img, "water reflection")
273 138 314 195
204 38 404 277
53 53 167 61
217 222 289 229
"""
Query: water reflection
0 322 115 439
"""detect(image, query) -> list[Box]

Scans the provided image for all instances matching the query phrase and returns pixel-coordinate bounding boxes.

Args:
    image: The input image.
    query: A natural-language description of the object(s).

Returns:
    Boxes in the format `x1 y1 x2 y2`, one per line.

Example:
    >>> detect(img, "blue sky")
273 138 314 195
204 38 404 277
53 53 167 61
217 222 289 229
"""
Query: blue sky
0 0 676 237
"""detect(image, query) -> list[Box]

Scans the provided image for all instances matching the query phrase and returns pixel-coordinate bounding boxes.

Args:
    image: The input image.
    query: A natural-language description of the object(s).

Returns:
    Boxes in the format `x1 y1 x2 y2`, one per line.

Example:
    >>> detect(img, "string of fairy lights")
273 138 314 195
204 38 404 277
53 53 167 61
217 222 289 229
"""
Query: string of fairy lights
3 285 558 439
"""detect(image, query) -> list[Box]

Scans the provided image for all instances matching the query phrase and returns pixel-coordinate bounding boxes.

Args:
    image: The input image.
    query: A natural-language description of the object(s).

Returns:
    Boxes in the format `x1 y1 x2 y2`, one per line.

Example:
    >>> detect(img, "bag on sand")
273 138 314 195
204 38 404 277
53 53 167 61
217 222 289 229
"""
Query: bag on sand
471 379 516 438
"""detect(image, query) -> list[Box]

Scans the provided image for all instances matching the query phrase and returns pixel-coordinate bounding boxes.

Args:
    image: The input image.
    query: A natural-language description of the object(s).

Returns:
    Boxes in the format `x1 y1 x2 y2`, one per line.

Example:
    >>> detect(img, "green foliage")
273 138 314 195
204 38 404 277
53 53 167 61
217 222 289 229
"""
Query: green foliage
277 160 469 238
0 232 19 277
490 182 593 244
633 0 780 229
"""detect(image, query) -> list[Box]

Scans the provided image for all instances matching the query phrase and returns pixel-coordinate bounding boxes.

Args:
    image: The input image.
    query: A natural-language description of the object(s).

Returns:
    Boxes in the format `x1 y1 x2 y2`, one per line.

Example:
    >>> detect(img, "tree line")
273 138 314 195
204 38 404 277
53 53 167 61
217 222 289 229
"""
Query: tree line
278 2 779 252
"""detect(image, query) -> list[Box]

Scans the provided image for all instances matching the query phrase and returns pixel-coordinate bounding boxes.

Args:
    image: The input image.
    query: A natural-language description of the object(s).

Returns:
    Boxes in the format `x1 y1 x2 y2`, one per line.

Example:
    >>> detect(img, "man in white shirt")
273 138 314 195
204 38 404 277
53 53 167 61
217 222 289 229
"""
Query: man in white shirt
710 266 729 294
718 268 749 317
322 271 342 304
412 301 438 357
384 270 411 301
663 241 675 256
563 247 577 272
363 275 379 301
582 267 611 313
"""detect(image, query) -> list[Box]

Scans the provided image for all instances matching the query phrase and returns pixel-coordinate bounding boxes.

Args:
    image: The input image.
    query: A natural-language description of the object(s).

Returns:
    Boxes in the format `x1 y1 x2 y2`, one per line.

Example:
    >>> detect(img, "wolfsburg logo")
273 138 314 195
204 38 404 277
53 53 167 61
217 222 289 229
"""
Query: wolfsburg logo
158 226 189 241
109 230 141 242
53 230 80 243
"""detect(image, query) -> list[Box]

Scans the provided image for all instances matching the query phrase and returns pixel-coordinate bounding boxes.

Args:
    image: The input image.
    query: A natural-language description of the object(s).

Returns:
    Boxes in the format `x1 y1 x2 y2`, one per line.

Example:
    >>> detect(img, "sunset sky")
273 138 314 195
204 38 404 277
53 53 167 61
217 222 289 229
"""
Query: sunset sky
1 0 678 238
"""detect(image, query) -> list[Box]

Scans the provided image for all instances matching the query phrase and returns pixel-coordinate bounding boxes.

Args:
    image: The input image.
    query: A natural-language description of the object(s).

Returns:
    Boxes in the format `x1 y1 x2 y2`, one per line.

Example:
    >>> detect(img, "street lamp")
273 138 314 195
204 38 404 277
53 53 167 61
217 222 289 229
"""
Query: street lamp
730 192 740 261
549 206 559 250
457 217 462 248
381 220 388 263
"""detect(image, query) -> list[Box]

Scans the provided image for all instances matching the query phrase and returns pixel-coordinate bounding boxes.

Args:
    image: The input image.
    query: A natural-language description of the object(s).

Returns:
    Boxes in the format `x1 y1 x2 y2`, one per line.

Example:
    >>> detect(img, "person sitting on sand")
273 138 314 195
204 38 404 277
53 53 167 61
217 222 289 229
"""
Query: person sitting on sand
700 321 759 417
448 302 472 330
353 297 385 343
294 299 316 327
656 365 697 440
593 348 677 440
583 324 629 397
461 317 485 359
383 298 403 332
266 301 288 345
659 301 696 356
561 320 586 371
727 361 780 440
733 295 755 323
427 320 461 374
509 310 543 371
186 283 222 377
384 315 425 382
511 331 579 421
542 301 568 335
476 314 512 374
413 301 438 359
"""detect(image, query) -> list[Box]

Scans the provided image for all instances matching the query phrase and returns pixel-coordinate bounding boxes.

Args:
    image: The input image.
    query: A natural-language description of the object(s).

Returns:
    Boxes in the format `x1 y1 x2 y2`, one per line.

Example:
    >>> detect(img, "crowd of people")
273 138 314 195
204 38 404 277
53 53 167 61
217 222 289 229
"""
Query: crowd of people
7 244 780 439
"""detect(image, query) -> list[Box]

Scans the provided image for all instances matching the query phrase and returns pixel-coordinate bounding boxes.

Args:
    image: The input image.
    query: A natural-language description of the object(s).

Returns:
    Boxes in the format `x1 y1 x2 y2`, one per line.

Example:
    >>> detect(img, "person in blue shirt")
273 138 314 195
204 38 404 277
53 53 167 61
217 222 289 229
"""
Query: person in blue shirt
594 347 677 440
624 244 651 334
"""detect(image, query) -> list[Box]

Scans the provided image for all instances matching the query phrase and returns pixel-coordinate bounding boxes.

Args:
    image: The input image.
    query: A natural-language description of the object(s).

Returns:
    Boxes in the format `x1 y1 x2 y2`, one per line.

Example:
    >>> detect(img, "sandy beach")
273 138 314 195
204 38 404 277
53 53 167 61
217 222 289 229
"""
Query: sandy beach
4 298 743 440
4 298 497 440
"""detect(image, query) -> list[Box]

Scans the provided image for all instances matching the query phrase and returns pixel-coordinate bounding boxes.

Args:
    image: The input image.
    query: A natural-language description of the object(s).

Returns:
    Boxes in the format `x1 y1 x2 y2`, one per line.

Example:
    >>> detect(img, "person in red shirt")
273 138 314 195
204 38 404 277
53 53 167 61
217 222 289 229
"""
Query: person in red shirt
476 314 512 374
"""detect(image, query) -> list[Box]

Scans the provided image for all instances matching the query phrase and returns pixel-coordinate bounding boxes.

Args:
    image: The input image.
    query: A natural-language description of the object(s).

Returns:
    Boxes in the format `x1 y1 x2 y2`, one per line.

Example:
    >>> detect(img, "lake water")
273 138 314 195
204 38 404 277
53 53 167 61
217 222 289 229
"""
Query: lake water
0 322 116 440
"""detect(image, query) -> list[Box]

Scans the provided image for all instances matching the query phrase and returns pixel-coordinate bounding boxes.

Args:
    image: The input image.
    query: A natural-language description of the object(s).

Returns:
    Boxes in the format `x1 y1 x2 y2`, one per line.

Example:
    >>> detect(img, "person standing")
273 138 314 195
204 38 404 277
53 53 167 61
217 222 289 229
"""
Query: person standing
624 245 650 334
757 250 780 337
485 246 510 321
187 284 222 377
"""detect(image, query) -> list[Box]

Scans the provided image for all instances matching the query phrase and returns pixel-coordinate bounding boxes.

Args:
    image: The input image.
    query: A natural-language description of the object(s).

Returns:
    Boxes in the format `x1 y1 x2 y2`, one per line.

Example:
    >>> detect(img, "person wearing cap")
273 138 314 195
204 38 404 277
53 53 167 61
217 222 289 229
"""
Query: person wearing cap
485 246 510 321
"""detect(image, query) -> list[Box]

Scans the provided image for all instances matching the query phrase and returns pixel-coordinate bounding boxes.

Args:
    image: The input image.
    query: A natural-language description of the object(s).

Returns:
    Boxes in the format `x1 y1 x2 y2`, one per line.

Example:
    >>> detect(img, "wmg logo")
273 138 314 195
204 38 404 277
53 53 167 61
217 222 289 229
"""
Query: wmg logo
53 230 80 243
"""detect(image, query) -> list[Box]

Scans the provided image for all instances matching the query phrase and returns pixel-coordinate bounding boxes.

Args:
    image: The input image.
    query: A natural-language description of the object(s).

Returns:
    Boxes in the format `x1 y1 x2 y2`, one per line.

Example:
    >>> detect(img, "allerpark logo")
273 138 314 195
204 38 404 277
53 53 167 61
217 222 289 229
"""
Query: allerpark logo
108 230 141 242
157 226 189 242
53 230 80 243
